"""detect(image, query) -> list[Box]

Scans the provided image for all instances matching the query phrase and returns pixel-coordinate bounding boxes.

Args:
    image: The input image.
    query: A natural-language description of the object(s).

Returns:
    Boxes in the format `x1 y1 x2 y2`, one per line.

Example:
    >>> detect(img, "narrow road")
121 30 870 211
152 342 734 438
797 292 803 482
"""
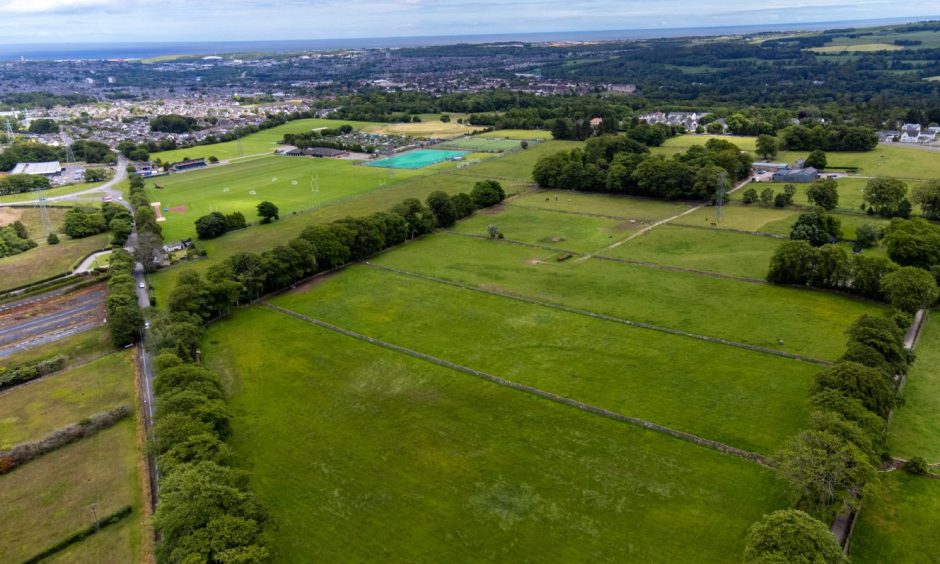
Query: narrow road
0 155 129 208
74 250 113 274
133 260 159 506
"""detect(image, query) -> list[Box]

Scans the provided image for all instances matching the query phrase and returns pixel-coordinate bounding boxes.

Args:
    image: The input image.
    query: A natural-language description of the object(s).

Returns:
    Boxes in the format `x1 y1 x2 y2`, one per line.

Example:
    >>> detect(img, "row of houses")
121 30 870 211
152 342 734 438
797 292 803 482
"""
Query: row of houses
878 123 940 144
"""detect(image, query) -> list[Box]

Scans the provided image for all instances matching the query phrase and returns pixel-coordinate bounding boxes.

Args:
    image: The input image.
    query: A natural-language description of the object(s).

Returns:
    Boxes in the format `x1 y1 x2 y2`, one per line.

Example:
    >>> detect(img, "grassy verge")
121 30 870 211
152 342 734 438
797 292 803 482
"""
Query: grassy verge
204 306 789 562
0 233 109 292
0 326 112 370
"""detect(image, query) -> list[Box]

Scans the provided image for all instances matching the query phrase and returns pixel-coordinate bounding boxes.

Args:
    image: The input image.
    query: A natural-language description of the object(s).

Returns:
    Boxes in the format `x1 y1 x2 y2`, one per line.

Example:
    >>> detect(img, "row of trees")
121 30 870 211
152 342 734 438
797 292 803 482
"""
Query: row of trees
168 181 504 319
0 173 50 195
768 239 939 310
127 173 165 272
149 327 268 561
777 124 879 152
106 250 143 347
533 136 751 200
194 202 278 240
150 114 198 133
744 309 913 562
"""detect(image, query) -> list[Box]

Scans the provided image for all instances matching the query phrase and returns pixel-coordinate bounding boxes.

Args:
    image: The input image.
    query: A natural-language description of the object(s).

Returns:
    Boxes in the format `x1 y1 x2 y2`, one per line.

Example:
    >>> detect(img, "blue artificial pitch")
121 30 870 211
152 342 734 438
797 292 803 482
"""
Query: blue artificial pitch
366 149 468 169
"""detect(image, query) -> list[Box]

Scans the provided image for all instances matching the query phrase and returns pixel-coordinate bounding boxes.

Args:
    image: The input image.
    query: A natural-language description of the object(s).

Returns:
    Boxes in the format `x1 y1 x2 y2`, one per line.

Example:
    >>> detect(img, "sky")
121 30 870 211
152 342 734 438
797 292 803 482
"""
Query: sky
0 0 938 44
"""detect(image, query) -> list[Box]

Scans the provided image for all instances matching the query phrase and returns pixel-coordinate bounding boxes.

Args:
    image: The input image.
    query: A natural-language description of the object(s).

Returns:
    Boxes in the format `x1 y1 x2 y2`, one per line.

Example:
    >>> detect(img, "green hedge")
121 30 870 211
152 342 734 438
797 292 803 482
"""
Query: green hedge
22 506 132 564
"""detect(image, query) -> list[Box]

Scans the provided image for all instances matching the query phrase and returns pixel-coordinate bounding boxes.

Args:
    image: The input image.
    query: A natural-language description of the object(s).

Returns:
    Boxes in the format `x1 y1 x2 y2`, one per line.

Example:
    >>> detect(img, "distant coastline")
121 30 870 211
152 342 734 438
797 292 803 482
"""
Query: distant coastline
0 16 936 61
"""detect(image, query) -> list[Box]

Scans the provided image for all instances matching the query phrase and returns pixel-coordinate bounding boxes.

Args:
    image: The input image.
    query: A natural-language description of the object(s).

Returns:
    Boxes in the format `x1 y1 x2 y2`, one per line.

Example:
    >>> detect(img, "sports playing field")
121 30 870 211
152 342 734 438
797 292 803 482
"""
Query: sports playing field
366 149 468 169
145 155 424 241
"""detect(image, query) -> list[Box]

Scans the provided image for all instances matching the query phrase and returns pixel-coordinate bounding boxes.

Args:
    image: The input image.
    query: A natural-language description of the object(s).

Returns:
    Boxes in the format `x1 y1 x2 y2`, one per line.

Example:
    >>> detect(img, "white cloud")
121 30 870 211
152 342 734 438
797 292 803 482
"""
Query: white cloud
0 0 117 13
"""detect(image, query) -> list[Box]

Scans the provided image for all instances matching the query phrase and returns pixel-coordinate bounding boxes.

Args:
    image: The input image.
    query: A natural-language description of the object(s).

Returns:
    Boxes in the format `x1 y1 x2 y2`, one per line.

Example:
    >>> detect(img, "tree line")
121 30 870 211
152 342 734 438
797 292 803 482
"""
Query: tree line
168 181 504 317
106 250 144 347
744 307 914 562
0 139 114 171
127 173 166 273
533 136 751 200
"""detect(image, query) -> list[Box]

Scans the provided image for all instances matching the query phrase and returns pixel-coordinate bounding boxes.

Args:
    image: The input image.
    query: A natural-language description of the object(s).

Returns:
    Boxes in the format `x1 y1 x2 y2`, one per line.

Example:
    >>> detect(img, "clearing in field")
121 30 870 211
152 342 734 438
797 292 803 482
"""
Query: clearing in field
145 155 423 241
810 43 905 53
205 306 790 562
366 149 468 169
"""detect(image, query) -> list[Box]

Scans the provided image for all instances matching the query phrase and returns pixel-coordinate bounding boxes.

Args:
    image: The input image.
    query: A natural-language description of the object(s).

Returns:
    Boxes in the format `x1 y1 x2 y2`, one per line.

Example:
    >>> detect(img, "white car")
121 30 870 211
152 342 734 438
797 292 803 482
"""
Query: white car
138 282 145 288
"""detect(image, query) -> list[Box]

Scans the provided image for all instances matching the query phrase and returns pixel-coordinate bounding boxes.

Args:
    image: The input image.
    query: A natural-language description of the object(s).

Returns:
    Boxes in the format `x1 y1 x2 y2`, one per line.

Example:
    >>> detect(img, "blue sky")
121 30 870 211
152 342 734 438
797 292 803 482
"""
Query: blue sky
0 0 938 43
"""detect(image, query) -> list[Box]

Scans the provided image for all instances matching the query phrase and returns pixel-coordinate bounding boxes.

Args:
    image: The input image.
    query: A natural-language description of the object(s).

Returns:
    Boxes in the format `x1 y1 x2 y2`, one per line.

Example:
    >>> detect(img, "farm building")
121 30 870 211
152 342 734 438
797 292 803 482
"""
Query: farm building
132 161 156 176
773 167 819 183
279 148 304 157
10 161 62 176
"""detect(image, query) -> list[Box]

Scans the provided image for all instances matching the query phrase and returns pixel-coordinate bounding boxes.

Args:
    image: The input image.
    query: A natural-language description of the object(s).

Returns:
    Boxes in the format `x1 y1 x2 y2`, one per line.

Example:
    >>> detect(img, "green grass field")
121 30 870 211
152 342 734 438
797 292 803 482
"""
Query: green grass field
889 316 940 461
0 182 99 204
478 129 554 140
146 141 581 304
0 421 142 563
145 155 423 241
146 171 522 306
454 204 643 253
436 137 525 153
0 232 109 291
512 189 692 221
607 224 782 279
204 306 789 562
851 472 940 563
150 118 381 163
372 233 880 360
657 134 759 153
0 351 133 449
273 265 817 453
776 146 940 179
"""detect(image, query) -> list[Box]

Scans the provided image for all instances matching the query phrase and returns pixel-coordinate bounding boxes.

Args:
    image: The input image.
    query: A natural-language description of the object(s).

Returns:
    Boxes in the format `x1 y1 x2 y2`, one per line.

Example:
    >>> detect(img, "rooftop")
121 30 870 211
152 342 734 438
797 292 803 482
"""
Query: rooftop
10 161 62 175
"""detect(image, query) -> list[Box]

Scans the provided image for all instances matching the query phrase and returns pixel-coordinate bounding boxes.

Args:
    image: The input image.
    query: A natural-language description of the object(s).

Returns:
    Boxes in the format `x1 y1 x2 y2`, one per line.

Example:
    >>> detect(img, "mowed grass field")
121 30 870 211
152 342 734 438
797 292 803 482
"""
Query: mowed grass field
0 351 134 449
150 117 381 163
145 155 423 241
204 306 790 562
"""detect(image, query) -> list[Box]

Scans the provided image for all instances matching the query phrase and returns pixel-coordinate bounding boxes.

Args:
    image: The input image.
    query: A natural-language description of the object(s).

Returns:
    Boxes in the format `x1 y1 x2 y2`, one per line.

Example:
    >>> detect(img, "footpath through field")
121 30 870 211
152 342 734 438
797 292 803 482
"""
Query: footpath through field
262 301 772 466
573 177 753 264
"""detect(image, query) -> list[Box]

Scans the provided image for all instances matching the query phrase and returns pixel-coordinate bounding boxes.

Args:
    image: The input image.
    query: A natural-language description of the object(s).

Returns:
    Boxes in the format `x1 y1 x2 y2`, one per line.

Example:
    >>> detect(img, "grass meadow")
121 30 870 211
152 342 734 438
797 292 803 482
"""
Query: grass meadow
607 224 782 280
888 316 940 461
0 421 142 563
204 306 789 562
372 233 881 360
144 155 423 241
851 472 940 563
0 351 134 449
478 129 554 140
272 264 816 453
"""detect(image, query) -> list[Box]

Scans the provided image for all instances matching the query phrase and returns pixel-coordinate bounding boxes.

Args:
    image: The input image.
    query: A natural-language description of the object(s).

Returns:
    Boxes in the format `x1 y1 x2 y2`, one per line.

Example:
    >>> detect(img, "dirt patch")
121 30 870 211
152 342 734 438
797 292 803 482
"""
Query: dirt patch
614 219 642 231
527 258 543 265
480 204 506 215
0 207 23 227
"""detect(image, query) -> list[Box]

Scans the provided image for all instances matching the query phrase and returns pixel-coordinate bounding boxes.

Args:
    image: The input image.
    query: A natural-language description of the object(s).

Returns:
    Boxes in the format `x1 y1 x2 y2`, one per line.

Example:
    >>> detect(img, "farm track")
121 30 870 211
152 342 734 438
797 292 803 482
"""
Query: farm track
364 261 829 366
262 301 773 467
0 285 106 358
